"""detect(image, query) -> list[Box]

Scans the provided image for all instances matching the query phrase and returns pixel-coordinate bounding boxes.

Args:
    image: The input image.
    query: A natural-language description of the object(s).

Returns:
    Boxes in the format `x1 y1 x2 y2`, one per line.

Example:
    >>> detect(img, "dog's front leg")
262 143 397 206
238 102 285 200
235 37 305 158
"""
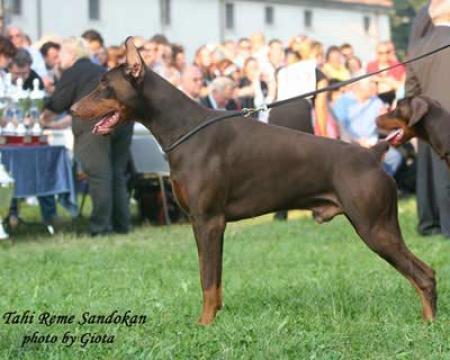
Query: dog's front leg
192 215 226 325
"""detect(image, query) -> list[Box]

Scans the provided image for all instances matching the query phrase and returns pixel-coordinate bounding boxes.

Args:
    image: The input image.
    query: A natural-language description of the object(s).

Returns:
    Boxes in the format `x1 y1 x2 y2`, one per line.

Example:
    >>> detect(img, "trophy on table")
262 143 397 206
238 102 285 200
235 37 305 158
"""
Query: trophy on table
14 78 27 137
0 75 47 145
29 78 45 137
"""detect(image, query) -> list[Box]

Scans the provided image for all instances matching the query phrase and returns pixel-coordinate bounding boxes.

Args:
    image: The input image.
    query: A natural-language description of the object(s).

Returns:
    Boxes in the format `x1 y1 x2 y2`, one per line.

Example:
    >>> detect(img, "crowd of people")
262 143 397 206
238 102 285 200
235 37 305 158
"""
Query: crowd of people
0 17 445 237
99 31 407 176
0 26 408 144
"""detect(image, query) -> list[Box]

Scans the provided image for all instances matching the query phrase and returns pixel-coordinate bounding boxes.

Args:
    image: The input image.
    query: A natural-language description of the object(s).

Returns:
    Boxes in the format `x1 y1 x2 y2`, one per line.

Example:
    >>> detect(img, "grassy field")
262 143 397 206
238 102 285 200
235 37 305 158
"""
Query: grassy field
0 198 450 359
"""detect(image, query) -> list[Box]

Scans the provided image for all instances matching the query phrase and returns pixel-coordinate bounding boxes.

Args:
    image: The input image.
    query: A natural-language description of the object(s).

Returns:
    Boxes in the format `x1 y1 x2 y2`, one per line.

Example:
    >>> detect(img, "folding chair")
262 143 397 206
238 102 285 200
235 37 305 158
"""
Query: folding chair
130 135 171 225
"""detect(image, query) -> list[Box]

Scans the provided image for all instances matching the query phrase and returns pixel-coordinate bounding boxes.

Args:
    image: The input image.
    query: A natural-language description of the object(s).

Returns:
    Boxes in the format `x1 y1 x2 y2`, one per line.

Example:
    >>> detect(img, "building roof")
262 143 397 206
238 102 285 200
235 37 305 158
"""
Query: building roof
332 0 393 8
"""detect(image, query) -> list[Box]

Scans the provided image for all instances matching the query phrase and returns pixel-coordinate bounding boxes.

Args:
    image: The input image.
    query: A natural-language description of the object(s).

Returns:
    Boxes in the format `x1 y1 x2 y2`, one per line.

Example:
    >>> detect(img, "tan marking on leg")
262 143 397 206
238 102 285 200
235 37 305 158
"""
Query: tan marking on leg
199 287 219 325
407 276 436 321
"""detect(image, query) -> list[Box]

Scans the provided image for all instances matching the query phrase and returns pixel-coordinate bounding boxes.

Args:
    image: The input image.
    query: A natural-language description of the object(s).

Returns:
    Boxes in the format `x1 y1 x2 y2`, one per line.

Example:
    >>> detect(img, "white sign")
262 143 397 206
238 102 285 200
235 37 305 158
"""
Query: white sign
276 60 317 100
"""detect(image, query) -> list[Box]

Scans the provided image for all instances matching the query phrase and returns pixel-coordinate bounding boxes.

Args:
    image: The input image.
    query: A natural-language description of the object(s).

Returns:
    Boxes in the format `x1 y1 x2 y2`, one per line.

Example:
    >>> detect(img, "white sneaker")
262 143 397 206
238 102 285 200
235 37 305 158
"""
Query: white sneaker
0 221 9 240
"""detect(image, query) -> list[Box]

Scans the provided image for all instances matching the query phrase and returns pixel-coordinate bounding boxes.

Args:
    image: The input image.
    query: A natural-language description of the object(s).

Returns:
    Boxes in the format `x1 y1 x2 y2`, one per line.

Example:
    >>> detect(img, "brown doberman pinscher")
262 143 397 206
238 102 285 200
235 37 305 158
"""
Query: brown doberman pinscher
71 37 436 325
377 96 450 168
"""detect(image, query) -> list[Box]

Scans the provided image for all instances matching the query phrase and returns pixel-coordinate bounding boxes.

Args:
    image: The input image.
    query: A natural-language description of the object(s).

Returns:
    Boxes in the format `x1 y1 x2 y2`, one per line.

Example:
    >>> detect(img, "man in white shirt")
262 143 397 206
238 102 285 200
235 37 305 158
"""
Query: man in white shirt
179 65 203 102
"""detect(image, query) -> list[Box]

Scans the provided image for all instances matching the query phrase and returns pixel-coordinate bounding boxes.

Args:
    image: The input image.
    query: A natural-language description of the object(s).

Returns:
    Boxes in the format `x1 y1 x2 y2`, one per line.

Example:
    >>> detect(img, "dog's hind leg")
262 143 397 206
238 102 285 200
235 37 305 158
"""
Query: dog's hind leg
342 180 436 321
191 214 226 325
357 221 436 321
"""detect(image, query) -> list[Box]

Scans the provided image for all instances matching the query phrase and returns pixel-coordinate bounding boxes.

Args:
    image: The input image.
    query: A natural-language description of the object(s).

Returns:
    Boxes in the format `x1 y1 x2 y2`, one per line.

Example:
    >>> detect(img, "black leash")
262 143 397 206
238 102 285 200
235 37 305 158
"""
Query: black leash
164 42 450 153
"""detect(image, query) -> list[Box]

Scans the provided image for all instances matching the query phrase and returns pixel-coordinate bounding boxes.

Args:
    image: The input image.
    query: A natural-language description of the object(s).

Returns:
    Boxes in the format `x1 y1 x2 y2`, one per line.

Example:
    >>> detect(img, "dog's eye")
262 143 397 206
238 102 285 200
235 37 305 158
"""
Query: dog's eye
100 78 109 87
102 86 115 98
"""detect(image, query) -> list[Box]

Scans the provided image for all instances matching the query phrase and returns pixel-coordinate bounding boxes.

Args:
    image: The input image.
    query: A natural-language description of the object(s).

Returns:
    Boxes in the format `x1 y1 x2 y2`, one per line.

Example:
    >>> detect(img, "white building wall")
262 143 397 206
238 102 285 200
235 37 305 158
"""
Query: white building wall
162 0 221 58
6 0 38 38
225 2 301 43
226 1 391 62
376 12 391 41
14 0 161 43
10 0 220 60
306 6 388 62
7 0 390 62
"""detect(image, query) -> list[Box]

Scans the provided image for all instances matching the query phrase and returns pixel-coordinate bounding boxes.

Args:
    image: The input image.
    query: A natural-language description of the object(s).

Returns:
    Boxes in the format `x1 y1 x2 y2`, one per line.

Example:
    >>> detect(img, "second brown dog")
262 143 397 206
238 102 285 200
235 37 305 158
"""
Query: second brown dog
377 96 450 168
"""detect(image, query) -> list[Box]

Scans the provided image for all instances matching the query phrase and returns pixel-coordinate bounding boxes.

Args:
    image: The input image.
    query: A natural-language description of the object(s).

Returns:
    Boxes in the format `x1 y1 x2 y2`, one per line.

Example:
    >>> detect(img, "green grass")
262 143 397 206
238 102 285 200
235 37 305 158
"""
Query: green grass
1 198 450 359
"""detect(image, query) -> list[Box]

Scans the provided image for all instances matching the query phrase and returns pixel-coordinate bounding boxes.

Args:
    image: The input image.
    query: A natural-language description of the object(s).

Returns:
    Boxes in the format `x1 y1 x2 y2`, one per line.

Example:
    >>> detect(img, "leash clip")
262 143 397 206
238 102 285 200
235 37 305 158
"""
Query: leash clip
241 108 254 117
241 103 268 118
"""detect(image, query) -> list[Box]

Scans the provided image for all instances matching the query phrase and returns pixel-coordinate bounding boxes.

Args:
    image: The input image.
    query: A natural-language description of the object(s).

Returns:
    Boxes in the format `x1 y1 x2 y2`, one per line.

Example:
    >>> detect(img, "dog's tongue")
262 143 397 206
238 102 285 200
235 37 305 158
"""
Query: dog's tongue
93 113 119 135
385 129 404 146
93 119 112 135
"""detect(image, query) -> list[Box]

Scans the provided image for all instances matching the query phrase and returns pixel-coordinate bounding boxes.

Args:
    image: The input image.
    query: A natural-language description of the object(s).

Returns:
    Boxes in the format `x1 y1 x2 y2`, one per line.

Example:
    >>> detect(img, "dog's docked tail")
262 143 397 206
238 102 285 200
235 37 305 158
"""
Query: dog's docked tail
370 141 390 161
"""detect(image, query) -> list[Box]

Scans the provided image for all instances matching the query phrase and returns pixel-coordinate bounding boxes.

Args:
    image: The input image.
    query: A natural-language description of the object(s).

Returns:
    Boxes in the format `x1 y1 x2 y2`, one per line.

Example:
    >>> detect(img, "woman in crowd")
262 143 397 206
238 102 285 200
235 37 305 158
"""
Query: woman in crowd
218 59 241 84
171 44 186 72
194 45 214 97
310 41 325 67
346 55 363 76
159 44 181 86
0 36 16 74
237 57 270 110
322 45 350 81
285 48 301 65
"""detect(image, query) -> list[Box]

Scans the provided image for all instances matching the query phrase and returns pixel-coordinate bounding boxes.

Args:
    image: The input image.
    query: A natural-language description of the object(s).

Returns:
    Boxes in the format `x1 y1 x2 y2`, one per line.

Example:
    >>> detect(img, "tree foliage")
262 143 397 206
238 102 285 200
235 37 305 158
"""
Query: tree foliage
390 0 428 58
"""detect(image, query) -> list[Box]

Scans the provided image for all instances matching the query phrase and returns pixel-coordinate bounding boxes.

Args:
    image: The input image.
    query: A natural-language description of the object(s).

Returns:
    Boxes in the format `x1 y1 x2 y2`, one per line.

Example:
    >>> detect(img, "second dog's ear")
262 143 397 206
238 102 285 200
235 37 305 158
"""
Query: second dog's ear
124 36 144 81
409 97 429 126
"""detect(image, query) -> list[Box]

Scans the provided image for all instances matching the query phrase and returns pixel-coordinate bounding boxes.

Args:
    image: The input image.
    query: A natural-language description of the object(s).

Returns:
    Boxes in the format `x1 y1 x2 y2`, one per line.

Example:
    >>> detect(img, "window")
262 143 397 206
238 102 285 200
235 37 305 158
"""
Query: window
363 15 371 33
88 0 100 20
225 3 234 30
265 6 274 25
160 0 171 26
11 0 22 15
304 10 312 29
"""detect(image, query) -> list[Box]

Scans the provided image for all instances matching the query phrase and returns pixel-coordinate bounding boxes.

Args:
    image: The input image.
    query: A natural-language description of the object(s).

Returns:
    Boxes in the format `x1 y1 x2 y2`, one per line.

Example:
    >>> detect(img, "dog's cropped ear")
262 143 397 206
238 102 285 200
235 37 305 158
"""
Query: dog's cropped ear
409 96 429 127
124 36 145 81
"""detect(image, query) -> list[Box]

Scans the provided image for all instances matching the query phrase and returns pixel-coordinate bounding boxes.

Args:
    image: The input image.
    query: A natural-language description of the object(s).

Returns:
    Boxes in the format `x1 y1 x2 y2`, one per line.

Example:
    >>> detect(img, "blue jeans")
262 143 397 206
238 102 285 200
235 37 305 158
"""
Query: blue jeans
37 196 57 223
9 193 78 224
9 196 56 224
39 194 78 222
383 147 403 176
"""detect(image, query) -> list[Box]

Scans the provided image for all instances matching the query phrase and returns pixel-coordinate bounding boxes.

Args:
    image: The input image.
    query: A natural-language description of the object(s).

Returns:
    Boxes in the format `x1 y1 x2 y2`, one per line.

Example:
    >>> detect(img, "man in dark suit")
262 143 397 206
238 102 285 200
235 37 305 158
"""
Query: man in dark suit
408 4 433 49
200 76 239 110
406 1 450 237
42 37 133 236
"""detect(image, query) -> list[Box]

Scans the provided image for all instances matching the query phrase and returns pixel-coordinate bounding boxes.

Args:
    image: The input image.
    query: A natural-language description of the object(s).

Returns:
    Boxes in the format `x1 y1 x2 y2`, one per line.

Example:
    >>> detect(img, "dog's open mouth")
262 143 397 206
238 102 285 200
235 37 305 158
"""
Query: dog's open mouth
385 128 405 147
93 111 120 135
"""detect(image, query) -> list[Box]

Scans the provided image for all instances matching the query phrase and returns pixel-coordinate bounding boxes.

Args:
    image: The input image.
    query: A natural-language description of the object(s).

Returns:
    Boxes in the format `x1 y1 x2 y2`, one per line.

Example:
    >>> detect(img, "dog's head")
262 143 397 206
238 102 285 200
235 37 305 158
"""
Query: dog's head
376 96 430 147
71 37 145 135
377 96 450 167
